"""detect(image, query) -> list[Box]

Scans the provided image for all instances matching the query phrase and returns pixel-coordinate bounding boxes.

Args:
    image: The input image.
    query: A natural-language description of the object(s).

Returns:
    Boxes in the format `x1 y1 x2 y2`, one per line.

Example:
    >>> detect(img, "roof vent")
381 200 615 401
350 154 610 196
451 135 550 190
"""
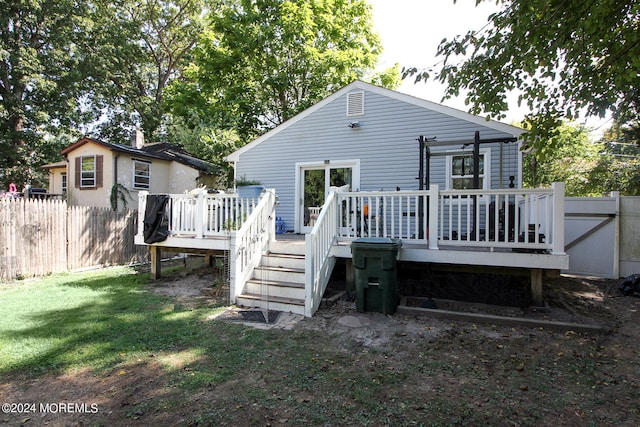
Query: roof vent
346 91 364 117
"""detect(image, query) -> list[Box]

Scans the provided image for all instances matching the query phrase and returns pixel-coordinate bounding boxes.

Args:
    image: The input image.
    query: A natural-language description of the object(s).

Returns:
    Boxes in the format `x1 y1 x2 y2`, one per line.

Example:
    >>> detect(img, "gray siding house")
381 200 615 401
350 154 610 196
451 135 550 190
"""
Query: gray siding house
226 80 524 234
136 80 567 317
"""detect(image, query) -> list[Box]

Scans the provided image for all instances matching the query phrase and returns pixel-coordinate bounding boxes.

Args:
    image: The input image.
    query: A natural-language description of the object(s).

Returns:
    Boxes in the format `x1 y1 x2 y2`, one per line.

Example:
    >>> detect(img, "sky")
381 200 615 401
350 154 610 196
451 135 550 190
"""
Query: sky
368 0 611 134
369 0 509 116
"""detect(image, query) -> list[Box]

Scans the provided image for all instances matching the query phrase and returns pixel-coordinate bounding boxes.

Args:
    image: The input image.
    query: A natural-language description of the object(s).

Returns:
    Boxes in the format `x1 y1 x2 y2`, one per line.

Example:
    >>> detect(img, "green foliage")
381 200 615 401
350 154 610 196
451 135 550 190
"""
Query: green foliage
87 0 206 143
110 183 131 211
523 122 599 195
523 121 640 196
172 0 382 140
595 120 640 195
405 0 640 147
0 0 93 188
234 175 262 186
368 63 402 90
165 114 241 187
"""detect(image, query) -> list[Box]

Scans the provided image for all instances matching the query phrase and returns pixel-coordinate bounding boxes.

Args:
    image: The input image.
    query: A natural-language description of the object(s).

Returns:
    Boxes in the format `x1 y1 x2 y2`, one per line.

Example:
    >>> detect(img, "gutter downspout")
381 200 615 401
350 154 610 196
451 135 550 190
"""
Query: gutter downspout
114 154 119 211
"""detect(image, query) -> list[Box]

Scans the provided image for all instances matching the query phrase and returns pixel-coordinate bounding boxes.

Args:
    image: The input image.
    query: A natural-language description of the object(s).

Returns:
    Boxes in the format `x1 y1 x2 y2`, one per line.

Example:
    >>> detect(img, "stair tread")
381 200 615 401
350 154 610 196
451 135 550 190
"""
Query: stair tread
255 265 304 273
246 278 304 288
267 252 305 259
238 293 305 306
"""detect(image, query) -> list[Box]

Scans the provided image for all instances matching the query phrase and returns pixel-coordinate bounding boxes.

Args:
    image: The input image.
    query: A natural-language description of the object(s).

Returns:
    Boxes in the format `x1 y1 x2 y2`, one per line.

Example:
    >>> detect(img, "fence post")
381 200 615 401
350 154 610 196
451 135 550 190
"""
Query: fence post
428 184 439 250
552 182 565 255
612 191 620 279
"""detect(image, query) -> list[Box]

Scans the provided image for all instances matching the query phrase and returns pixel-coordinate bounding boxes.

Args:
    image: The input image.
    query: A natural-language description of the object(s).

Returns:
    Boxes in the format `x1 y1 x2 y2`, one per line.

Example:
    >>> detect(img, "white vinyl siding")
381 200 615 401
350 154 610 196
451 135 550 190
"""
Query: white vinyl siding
233 86 519 230
133 159 151 190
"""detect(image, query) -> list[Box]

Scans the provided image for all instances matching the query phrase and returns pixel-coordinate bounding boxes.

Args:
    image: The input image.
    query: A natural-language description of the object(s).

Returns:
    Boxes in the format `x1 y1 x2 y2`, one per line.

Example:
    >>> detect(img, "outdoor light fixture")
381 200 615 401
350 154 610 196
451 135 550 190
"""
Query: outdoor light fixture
348 121 361 128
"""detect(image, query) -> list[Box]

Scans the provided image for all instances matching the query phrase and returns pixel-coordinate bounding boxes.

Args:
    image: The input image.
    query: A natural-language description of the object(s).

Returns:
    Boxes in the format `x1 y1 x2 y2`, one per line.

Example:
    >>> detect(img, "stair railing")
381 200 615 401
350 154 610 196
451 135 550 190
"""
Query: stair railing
229 189 276 303
305 191 339 316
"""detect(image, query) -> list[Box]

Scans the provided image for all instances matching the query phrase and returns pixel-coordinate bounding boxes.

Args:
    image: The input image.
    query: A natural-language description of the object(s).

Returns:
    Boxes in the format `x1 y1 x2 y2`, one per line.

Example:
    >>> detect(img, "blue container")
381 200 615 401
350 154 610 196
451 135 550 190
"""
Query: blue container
275 217 285 234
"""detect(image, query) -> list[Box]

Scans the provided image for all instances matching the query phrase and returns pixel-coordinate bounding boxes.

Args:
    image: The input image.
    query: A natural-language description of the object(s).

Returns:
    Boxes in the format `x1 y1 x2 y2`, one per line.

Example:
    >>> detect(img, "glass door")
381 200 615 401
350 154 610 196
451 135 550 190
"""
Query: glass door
299 163 355 233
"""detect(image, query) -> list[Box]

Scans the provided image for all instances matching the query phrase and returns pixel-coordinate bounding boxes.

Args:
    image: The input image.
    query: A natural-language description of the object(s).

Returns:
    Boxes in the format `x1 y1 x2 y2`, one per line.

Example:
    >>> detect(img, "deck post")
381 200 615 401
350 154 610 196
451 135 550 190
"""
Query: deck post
428 184 439 250
195 189 205 238
150 245 161 280
345 258 354 291
228 232 240 303
551 182 565 254
530 268 543 306
137 191 148 237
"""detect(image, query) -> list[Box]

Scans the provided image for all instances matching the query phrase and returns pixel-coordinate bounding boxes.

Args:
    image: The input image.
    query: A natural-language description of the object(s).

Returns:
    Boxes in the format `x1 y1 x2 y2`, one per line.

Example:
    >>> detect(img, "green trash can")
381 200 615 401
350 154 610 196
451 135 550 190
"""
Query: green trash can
351 237 402 314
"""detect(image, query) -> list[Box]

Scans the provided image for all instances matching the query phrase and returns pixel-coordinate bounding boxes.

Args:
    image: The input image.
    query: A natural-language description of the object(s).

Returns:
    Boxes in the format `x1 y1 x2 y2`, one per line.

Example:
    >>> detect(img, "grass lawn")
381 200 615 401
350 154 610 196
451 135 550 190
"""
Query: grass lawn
0 266 639 426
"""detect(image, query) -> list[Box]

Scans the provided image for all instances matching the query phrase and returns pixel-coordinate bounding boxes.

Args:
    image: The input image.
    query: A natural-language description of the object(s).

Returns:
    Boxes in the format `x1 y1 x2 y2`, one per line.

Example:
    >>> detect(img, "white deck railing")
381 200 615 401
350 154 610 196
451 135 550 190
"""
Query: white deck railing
333 182 565 254
137 190 263 238
229 190 276 302
305 191 339 316
335 189 432 243
437 182 564 253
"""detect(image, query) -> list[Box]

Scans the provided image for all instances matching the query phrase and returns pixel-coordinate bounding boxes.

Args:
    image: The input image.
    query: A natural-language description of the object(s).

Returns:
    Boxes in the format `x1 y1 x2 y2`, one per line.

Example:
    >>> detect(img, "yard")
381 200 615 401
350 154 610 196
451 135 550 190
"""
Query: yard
0 260 639 426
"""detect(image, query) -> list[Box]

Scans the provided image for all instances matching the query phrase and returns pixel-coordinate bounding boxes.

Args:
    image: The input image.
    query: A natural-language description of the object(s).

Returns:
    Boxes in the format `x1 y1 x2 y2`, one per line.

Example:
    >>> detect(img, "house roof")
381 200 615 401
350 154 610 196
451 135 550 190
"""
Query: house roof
41 161 67 169
225 80 525 162
60 137 217 173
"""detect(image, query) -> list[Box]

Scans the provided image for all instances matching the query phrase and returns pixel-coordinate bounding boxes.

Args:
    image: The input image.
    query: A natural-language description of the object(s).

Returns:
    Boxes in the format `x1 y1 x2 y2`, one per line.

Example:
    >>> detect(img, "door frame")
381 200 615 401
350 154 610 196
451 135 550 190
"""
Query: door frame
294 159 360 233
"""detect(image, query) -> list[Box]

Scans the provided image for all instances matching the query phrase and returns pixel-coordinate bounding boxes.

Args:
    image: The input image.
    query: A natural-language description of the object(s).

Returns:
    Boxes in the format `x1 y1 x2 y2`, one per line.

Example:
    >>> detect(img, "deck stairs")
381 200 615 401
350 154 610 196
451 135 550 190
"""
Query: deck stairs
236 239 307 316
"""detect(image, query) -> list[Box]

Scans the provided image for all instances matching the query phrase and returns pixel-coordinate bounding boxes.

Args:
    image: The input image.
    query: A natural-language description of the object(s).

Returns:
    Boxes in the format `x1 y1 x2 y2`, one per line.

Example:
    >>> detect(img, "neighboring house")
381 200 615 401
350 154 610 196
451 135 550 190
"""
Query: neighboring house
59 135 218 210
226 80 524 233
42 161 68 195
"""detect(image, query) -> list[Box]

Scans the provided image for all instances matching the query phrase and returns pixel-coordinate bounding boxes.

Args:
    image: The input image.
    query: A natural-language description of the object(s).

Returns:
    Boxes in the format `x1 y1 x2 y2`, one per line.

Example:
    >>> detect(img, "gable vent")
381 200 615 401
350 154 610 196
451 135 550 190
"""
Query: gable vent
346 91 364 117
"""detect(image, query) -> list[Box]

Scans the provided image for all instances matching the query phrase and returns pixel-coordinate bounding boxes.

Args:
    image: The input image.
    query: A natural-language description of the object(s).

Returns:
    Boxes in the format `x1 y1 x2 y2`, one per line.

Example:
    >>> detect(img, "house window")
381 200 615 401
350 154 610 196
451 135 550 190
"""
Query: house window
133 160 150 190
74 155 103 189
61 173 67 193
448 152 489 190
81 156 96 187
346 91 364 116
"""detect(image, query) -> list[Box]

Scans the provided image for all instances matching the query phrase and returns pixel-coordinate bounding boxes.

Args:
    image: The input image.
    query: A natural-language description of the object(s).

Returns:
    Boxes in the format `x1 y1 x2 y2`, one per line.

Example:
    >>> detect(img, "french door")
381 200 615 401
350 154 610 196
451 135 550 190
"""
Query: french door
297 160 359 233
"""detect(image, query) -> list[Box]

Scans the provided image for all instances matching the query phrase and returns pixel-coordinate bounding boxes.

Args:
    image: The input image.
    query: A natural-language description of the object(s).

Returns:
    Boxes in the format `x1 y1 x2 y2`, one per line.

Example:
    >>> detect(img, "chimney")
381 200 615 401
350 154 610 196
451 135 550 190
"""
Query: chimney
131 127 144 149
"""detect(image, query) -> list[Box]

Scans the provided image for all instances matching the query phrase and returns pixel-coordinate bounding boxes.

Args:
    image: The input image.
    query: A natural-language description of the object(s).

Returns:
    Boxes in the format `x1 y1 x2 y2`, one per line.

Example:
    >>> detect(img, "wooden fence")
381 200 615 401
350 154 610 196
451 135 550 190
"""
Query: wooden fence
0 198 147 281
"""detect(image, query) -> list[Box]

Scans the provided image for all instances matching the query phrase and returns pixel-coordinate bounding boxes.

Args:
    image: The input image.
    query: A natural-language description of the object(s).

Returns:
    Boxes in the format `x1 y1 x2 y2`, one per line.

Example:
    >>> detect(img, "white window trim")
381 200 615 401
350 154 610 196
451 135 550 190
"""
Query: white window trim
445 148 491 190
61 173 67 193
80 155 96 188
132 159 151 190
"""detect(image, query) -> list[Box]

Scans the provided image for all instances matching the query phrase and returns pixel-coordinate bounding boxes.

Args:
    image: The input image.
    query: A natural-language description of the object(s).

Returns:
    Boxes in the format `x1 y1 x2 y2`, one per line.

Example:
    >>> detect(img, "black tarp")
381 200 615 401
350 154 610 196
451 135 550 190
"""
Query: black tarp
143 195 170 244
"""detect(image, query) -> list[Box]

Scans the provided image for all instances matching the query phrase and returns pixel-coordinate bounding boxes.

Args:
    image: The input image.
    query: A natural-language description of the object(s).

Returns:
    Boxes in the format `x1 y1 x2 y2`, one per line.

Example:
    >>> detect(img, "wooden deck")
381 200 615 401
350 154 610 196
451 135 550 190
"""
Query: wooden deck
136 185 568 315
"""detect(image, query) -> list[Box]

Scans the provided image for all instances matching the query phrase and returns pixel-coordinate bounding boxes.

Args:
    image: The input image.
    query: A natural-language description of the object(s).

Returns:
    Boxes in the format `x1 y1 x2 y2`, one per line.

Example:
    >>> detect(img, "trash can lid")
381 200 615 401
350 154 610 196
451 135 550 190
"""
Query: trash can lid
351 237 402 248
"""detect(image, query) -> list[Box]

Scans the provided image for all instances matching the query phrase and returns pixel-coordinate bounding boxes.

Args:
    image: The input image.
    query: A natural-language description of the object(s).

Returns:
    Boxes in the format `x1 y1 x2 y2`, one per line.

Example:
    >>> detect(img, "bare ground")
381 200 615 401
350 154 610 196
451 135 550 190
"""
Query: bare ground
1 261 639 426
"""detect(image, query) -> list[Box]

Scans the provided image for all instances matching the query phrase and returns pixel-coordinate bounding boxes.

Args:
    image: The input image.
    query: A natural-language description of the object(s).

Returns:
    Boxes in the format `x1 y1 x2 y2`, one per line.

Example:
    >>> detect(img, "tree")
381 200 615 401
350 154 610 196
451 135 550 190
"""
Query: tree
523 121 640 196
165 113 242 185
404 0 640 148
523 122 600 195
174 0 383 140
87 0 207 143
593 120 640 195
0 0 93 188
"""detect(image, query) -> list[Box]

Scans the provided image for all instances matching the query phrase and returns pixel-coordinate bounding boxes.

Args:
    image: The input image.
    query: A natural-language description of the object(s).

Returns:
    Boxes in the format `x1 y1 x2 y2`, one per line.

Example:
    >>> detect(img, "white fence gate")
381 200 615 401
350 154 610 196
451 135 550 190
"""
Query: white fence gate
564 194 640 278
620 197 640 278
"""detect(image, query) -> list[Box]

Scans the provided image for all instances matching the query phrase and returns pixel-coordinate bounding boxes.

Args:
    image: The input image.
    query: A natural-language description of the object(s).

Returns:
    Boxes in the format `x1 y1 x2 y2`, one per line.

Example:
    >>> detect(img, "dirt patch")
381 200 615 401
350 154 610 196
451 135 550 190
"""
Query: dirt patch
2 262 640 426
